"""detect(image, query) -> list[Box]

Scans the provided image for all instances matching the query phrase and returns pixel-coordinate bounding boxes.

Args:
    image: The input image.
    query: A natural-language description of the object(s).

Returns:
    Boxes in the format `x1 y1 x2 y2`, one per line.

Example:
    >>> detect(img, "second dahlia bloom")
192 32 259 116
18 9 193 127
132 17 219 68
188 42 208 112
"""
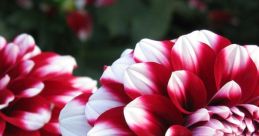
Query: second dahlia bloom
0 34 96 135
60 30 259 135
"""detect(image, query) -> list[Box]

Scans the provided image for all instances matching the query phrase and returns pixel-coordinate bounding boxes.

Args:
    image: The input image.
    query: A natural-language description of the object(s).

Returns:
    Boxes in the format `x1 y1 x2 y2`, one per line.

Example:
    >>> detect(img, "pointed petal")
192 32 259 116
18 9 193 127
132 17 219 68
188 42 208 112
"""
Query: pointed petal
124 95 183 136
41 75 96 107
124 62 171 99
85 87 128 126
9 60 35 78
31 53 77 79
238 104 259 119
60 93 92 136
245 45 259 102
0 96 51 131
110 51 135 83
134 39 173 67
167 70 207 113
165 125 192 136
214 44 258 102
207 106 231 119
13 33 35 57
186 30 231 53
43 107 61 135
100 50 134 86
0 88 14 110
0 75 13 110
245 45 259 71
0 43 19 74
192 126 219 136
186 108 210 127
209 81 241 107
87 107 135 136
0 36 6 50
0 74 10 90
9 78 44 98
171 35 217 99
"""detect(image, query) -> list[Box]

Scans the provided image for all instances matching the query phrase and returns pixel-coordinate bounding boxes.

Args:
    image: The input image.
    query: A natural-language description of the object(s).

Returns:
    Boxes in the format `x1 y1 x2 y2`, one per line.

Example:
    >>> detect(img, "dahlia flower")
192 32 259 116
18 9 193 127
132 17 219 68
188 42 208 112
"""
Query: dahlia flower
66 11 92 41
60 30 259 135
0 34 96 135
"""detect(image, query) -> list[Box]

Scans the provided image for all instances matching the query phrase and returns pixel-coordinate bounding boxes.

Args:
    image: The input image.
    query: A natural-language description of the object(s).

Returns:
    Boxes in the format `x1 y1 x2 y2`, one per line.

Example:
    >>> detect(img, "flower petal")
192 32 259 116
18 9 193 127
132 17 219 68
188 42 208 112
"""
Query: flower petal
245 45 259 71
214 44 258 102
167 70 207 113
9 78 44 98
41 76 96 107
209 81 241 107
0 96 51 131
133 39 173 67
85 86 128 126
100 49 134 86
60 93 92 136
186 108 210 127
42 107 60 135
165 125 192 136
186 30 231 53
9 60 35 78
124 95 183 136
0 88 14 110
31 52 77 79
124 62 171 99
87 107 135 136
171 35 217 99
0 43 19 75
0 36 6 50
13 33 35 58
192 126 219 136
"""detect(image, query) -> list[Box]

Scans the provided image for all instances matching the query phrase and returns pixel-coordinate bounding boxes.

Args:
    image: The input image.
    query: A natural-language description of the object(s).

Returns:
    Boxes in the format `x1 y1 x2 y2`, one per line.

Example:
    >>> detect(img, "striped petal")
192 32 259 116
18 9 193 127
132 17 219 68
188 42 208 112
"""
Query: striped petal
41 76 96 107
31 52 77 79
124 62 171 99
85 86 128 126
13 33 35 58
0 36 6 50
0 43 19 75
100 49 134 86
192 126 219 136
0 89 14 110
9 60 35 78
124 95 183 136
133 39 173 67
165 125 192 136
171 35 217 99
0 96 51 131
87 107 135 136
186 108 210 127
60 93 92 136
186 30 231 53
9 78 44 98
42 107 60 135
167 70 207 113
209 81 241 107
214 44 258 102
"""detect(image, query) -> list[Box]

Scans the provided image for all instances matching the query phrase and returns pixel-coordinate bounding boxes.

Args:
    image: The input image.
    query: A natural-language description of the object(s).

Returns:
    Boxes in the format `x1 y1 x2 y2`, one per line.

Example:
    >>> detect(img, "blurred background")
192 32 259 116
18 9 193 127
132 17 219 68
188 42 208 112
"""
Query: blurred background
1 0 259 79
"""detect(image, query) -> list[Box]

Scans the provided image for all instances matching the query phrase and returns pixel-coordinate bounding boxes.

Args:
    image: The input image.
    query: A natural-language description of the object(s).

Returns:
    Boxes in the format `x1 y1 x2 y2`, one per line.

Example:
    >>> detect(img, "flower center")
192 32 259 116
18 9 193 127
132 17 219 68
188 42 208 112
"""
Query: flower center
188 105 259 135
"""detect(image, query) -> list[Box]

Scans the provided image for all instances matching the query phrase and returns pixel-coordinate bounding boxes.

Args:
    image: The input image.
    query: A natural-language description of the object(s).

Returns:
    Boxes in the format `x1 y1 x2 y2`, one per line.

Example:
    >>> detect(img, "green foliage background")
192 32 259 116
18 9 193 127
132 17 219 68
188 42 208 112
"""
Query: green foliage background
1 0 259 80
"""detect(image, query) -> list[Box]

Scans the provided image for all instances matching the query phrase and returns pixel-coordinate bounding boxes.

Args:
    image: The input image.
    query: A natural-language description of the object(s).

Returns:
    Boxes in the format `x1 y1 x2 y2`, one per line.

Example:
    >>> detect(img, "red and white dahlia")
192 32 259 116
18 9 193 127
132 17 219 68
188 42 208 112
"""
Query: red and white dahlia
60 30 259 135
0 34 96 135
